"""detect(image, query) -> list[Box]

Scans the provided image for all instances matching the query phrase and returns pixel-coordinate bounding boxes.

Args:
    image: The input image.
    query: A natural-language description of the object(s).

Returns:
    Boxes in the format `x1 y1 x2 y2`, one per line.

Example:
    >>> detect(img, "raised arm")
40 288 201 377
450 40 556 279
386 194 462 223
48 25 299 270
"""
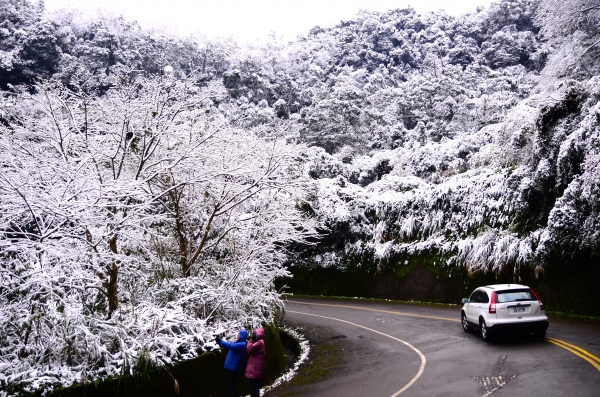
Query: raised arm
219 339 247 351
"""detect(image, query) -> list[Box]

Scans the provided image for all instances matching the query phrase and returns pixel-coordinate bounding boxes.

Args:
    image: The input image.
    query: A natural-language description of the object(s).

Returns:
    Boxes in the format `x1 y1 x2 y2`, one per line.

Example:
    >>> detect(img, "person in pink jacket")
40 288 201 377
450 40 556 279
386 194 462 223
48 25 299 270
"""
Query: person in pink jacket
245 328 266 397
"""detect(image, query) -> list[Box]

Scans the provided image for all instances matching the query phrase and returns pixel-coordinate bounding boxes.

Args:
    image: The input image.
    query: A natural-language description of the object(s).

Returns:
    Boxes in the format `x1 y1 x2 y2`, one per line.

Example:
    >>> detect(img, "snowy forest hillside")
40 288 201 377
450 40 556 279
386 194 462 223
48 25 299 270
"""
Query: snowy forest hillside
1 0 600 395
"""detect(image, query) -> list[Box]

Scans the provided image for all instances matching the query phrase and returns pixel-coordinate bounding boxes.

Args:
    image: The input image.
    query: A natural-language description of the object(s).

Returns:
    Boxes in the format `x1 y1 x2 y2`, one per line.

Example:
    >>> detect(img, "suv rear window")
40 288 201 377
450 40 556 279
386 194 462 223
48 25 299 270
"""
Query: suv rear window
496 289 535 303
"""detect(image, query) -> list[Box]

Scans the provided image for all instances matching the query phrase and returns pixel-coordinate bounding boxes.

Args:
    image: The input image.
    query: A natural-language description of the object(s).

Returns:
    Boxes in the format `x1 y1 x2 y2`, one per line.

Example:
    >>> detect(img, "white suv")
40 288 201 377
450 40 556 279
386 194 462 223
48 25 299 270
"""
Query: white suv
461 284 549 342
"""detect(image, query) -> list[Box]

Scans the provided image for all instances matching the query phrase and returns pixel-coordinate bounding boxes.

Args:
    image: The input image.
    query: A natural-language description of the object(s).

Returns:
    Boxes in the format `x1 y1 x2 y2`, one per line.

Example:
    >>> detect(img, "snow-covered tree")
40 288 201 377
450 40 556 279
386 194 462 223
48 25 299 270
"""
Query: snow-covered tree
0 71 317 395
535 0 600 84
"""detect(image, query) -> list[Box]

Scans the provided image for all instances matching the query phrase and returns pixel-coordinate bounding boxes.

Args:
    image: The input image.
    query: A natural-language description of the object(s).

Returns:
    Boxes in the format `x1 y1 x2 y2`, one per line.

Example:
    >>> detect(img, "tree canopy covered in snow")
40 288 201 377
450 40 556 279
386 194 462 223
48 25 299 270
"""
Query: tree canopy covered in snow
0 66 317 395
1 0 600 394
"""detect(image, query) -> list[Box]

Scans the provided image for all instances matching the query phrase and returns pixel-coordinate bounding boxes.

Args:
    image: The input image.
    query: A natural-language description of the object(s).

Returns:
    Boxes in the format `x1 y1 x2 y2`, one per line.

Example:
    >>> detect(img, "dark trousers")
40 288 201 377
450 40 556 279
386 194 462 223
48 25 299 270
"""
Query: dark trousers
226 369 239 397
248 378 261 397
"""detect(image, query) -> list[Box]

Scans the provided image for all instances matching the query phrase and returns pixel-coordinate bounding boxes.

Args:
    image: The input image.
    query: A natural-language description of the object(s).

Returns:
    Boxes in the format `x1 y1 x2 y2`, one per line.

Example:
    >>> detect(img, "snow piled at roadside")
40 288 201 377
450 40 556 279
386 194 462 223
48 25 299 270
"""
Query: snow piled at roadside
260 327 310 396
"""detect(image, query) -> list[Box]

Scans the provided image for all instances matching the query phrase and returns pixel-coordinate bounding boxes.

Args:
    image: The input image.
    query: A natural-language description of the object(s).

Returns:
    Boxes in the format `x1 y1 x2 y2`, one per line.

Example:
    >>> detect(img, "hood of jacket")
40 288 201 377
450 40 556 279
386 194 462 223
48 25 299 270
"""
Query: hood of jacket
238 329 248 341
253 328 264 341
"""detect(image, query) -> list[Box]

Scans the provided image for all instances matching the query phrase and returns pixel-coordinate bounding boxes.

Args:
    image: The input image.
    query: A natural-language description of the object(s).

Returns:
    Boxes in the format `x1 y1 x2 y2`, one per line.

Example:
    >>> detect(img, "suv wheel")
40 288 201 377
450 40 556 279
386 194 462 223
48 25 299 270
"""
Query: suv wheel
533 328 546 340
480 319 492 342
461 312 472 332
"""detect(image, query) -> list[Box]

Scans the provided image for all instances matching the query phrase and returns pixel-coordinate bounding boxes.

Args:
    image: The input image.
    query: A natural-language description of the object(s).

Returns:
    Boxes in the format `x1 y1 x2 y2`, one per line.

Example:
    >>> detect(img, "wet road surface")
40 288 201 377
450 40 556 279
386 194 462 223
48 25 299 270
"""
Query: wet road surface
268 297 600 397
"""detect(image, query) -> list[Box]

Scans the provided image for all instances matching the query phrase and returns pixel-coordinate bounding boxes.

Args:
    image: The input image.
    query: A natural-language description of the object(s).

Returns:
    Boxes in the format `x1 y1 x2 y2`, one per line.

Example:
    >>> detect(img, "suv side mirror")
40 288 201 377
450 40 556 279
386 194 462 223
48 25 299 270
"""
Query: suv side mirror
462 298 469 304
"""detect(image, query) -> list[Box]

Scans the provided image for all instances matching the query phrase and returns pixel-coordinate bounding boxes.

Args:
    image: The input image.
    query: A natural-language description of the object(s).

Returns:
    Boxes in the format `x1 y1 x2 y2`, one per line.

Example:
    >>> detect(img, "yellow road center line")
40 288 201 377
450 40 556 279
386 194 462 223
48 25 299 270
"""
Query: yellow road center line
546 338 600 371
288 310 426 397
546 339 600 372
288 300 461 323
287 300 600 373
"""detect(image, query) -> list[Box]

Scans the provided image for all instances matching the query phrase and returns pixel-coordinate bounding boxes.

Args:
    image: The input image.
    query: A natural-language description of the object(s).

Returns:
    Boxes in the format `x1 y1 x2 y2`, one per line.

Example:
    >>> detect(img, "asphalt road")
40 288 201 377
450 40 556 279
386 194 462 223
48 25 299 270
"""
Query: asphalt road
276 297 600 397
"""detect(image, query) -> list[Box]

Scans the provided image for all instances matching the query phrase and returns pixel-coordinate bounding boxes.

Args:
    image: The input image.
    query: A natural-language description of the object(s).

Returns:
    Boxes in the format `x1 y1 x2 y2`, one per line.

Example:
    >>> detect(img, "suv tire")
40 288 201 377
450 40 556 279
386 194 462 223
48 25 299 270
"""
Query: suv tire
533 328 546 340
461 312 472 332
480 319 492 342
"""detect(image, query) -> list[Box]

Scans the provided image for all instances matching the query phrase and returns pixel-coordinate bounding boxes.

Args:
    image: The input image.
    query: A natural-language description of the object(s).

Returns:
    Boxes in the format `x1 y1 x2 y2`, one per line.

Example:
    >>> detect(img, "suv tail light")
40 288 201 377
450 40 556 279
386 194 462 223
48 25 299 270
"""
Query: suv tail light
530 288 545 310
489 291 497 314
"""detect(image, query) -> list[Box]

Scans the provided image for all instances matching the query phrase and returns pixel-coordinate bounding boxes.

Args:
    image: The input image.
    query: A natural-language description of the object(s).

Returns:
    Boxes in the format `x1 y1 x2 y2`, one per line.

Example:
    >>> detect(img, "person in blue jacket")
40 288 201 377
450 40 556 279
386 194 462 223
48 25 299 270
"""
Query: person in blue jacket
216 329 248 397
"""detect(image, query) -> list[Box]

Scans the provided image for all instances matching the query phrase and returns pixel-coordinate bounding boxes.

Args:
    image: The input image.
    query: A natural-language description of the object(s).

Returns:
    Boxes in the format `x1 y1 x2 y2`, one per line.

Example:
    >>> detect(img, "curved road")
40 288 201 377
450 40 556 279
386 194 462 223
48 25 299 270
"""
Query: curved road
282 298 600 397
